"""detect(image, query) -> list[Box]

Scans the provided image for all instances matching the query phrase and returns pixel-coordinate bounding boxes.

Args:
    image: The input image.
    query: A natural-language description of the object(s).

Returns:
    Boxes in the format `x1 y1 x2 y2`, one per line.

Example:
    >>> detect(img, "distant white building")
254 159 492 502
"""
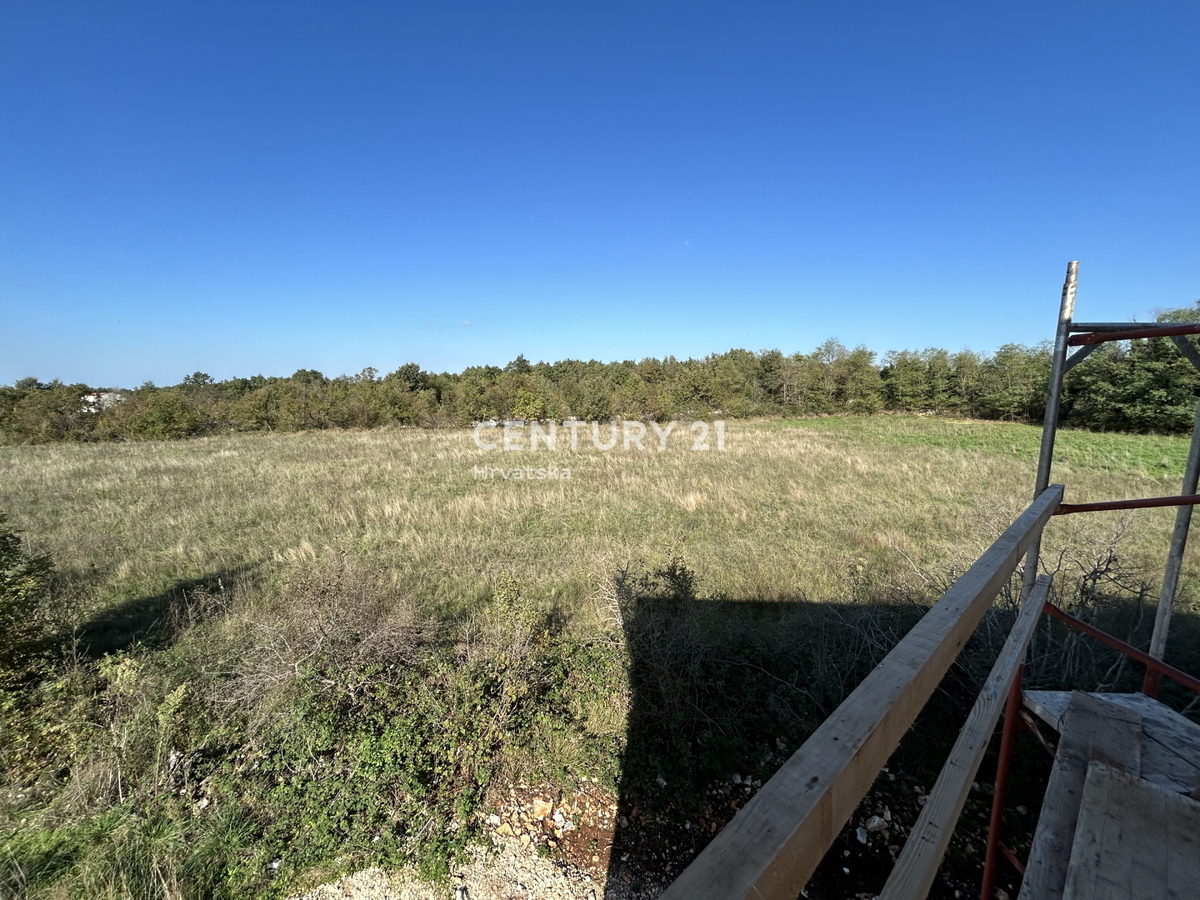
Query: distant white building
81 392 125 412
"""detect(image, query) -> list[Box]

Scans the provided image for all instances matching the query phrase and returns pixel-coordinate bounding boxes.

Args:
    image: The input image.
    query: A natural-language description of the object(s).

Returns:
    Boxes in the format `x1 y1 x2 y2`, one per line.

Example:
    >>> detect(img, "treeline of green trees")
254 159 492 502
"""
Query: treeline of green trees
3 306 1199 443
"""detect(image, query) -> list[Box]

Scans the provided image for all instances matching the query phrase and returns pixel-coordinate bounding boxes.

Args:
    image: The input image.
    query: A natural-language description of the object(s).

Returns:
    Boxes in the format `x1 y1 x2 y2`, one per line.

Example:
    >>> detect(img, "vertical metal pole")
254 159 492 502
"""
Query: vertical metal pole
1142 394 1200 695
981 665 1024 900
1021 262 1078 599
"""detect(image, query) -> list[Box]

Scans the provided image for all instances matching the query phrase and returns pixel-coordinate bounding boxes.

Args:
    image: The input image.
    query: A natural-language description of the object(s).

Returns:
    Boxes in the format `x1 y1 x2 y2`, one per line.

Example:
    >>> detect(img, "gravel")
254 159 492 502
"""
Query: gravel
289 835 632 900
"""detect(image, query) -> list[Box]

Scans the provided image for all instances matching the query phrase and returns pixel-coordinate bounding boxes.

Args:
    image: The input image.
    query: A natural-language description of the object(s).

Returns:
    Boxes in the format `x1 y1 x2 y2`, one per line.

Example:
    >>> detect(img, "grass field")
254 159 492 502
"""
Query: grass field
2 415 1198 899
1 416 1195 625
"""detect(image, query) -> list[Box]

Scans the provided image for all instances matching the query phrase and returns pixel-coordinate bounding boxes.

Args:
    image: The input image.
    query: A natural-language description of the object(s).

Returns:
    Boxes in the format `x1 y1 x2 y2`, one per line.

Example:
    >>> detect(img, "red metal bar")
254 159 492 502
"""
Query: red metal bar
1018 710 1058 758
1054 494 1200 515
999 842 1027 877
1143 667 1161 699
1042 602 1200 695
981 665 1023 900
1068 323 1200 346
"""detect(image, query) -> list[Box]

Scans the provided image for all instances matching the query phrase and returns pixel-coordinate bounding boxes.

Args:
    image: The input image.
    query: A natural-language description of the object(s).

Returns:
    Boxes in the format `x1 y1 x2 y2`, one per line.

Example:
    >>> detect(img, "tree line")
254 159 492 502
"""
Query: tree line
3 305 1198 443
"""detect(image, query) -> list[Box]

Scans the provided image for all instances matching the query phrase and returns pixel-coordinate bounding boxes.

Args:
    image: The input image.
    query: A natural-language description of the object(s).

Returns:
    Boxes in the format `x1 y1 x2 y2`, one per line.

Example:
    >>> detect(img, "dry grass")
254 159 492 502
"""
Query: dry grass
0 416 1194 627
4 415 1198 899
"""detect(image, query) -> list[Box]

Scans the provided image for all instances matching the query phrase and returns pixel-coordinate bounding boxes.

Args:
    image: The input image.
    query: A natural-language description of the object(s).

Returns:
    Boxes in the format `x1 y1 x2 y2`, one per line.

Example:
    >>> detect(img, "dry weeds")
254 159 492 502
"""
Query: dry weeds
0 417 1193 629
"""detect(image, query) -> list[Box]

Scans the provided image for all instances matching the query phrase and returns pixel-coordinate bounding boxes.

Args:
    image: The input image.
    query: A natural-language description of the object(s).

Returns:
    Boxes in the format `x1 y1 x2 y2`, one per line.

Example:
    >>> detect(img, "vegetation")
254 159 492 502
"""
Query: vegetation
1 417 1199 897
3 301 1198 444
0 515 53 680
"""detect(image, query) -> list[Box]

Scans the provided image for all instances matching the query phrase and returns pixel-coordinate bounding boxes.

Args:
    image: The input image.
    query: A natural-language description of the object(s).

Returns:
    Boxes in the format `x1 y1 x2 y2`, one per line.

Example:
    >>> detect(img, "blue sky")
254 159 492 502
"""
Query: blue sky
2 1 1197 387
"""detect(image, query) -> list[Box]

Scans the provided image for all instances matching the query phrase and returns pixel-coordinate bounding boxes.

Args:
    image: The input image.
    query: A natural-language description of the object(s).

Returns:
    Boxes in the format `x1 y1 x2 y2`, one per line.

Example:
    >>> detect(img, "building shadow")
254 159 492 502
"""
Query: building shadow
603 579 1200 899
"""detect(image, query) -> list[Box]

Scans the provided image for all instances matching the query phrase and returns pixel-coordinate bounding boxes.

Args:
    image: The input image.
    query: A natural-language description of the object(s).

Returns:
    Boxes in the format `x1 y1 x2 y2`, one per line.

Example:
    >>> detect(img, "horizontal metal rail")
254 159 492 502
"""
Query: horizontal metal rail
1068 323 1200 346
1054 494 1200 515
1070 321 1199 333
1042 602 1200 695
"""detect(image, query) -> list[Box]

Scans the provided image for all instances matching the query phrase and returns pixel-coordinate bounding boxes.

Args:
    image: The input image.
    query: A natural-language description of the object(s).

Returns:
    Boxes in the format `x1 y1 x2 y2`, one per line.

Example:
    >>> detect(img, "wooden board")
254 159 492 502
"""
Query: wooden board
878 576 1052 900
1062 762 1200 900
1020 693 1143 900
658 486 1064 900
1024 690 1200 795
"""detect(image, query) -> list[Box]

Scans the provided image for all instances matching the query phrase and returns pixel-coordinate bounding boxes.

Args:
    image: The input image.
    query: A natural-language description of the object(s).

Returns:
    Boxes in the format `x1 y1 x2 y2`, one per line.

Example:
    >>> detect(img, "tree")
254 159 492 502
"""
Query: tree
834 346 883 413
511 389 547 421
505 355 532 375
979 344 1050 422
950 350 984 415
386 363 428 393
924 348 953 413
182 372 215 388
109 389 210 440
882 350 928 411
5 381 95 443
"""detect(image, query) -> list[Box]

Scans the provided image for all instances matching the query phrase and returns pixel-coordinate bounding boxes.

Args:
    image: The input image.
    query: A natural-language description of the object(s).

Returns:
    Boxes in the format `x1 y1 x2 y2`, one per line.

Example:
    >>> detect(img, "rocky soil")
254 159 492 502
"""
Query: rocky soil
293 765 1038 900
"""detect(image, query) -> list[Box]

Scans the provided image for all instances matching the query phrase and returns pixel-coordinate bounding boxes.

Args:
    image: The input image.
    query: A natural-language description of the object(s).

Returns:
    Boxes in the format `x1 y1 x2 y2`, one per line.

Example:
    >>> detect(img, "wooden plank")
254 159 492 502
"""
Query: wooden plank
1166 782 1200 897
1021 694 1143 900
659 485 1064 900
1023 690 1071 729
1062 762 1200 900
878 575 1052 900
1097 693 1200 796
1023 691 1200 794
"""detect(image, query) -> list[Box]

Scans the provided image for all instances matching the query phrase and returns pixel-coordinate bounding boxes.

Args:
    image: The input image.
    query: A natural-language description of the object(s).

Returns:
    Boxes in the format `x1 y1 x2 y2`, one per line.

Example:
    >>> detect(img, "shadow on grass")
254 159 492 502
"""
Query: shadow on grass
70 566 256 657
603 581 1200 900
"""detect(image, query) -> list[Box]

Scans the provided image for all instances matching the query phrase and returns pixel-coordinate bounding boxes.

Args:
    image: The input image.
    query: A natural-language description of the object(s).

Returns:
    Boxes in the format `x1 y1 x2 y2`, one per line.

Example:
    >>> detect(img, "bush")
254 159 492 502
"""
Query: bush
0 513 52 676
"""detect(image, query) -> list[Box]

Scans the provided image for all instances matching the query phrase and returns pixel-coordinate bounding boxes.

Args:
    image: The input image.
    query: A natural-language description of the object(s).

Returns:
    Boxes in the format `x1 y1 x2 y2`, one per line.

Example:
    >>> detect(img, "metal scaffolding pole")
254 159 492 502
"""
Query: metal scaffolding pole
1021 261 1078 599
1143 394 1200 695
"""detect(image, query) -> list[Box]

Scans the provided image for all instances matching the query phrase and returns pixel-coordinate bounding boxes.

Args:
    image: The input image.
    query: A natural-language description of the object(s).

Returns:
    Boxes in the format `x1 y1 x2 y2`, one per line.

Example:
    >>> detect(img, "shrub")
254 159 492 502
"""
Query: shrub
0 513 52 676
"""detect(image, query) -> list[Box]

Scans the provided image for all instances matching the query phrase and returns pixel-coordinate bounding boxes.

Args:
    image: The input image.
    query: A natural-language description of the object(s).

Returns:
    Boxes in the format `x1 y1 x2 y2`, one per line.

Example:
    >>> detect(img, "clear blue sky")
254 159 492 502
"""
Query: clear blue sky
3 1 1197 387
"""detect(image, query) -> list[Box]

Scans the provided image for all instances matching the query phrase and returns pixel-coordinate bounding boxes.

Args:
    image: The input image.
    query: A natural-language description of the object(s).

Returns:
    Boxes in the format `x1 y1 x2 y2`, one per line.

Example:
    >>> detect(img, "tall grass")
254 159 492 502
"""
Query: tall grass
1 416 1197 898
0 417 1193 625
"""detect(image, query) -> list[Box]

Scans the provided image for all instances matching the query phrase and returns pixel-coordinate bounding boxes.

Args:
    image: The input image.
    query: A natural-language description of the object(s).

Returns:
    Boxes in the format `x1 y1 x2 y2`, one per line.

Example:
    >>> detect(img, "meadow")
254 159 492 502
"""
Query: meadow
2 416 1194 624
1 415 1197 899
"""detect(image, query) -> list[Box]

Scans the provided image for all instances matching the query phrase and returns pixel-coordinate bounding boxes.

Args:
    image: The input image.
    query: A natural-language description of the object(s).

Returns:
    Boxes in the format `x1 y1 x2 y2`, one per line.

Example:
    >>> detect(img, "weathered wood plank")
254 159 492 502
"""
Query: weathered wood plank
878 575 1052 900
660 485 1064 900
1062 762 1200 900
1023 690 1200 794
1021 694 1143 900
1022 690 1071 729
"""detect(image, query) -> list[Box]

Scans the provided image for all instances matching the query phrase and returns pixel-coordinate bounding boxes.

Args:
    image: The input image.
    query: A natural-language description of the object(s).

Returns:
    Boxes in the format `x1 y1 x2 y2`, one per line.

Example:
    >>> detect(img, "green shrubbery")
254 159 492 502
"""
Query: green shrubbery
6 306 1199 444
0 513 52 679
2 521 1198 899
8 310 1200 445
0 555 631 898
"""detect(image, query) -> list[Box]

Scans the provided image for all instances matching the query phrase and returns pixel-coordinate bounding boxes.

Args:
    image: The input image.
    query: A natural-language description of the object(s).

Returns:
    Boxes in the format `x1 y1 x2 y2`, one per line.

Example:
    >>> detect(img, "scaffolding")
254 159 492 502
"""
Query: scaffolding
659 262 1200 900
